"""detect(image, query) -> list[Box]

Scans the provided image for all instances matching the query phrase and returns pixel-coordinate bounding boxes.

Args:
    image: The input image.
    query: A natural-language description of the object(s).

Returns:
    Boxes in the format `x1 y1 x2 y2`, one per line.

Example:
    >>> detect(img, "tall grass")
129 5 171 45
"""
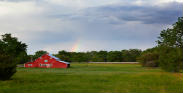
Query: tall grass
0 63 182 93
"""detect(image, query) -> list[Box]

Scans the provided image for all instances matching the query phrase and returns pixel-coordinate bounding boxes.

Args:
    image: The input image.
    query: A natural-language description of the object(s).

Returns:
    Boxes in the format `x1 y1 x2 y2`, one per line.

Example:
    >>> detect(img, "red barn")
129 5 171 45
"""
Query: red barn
24 54 70 68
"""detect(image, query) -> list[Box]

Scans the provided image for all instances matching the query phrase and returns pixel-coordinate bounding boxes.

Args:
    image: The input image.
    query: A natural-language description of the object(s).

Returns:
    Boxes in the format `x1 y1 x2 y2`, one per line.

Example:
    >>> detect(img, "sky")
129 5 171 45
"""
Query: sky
0 0 182 54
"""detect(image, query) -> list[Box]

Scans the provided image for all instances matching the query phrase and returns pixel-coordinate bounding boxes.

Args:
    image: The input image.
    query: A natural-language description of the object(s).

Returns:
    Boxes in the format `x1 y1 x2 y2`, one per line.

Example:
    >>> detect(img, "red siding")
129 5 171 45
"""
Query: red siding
24 54 69 68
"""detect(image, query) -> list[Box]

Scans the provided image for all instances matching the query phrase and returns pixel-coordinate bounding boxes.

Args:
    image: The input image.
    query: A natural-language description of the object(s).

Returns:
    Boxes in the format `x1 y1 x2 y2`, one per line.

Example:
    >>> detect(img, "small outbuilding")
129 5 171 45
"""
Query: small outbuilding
24 54 70 68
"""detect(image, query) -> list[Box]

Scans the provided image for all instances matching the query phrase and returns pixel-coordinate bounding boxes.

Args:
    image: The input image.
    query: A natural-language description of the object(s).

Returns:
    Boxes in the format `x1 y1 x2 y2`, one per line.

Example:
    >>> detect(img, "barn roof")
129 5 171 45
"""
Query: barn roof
48 54 70 64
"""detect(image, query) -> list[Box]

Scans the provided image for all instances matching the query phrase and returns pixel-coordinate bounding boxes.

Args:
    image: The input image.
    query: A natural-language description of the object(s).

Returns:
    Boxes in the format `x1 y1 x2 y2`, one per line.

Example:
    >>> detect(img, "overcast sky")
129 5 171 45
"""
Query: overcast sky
0 0 182 54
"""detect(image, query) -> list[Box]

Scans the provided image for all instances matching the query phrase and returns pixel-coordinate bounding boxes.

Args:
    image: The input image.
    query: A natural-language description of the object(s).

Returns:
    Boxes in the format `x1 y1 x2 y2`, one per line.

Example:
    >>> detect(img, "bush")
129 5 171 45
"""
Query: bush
0 54 16 80
138 52 159 67
159 46 183 72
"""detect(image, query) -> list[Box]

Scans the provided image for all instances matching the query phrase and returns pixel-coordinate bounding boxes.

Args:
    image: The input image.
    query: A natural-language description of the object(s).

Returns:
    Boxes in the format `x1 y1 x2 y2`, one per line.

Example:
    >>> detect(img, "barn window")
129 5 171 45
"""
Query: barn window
40 64 51 67
44 60 48 62
28 64 32 66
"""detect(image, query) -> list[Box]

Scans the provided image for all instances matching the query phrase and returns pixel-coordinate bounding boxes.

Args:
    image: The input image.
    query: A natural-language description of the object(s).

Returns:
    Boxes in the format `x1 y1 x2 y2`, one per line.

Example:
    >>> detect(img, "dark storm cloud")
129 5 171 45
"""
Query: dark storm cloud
83 2 182 24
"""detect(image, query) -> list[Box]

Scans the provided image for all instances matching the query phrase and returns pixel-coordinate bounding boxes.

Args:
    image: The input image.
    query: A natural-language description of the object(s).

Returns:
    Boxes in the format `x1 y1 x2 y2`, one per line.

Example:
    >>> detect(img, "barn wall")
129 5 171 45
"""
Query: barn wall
24 54 69 68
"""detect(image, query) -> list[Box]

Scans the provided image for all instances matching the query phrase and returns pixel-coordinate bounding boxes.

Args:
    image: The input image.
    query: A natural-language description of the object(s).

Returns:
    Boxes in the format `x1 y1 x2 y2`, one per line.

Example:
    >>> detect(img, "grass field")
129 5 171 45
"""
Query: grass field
0 63 183 93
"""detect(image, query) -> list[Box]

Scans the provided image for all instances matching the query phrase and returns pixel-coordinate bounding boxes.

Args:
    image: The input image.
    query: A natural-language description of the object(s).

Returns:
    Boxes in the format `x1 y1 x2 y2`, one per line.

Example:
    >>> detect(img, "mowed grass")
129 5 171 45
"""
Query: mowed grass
0 63 183 93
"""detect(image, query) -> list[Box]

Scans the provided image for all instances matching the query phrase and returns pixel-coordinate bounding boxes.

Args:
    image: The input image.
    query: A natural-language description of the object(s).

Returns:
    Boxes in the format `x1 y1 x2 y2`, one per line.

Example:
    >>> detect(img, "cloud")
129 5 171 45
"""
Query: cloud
0 0 182 54
80 2 182 24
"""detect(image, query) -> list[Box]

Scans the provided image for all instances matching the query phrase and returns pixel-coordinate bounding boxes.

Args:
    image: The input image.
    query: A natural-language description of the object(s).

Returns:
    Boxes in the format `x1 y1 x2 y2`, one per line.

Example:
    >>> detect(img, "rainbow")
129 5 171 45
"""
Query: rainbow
71 40 80 52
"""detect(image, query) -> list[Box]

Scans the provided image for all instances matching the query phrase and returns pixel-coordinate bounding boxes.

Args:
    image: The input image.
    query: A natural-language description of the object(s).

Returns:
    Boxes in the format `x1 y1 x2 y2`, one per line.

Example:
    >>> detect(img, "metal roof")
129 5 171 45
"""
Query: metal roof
48 54 70 64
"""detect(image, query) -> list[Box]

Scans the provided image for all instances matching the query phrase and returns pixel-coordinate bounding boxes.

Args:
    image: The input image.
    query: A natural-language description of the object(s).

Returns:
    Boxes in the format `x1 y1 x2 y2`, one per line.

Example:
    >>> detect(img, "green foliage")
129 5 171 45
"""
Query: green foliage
16 51 30 64
122 49 142 62
32 50 48 60
89 51 108 62
54 49 141 62
56 50 71 62
107 51 122 62
0 54 16 80
158 46 183 72
88 51 98 62
70 52 89 62
156 17 183 72
157 17 183 48
97 51 108 62
138 48 159 67
0 33 27 80
0 34 28 63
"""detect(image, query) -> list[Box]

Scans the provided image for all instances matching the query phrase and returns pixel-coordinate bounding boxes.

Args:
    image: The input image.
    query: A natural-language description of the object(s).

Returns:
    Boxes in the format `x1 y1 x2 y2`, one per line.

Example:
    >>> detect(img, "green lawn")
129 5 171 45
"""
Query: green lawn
0 63 182 93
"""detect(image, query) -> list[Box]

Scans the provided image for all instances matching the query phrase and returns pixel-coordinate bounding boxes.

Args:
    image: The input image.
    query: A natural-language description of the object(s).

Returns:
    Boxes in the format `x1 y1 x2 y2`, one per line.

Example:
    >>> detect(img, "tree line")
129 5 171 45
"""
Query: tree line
30 49 142 63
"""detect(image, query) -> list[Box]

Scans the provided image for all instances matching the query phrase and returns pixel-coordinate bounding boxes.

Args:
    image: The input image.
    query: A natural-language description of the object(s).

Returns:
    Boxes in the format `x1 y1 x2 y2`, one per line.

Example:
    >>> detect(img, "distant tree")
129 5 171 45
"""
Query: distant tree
88 51 108 62
137 47 159 67
54 50 142 62
121 49 142 62
0 33 27 80
121 50 131 62
107 51 122 62
128 49 142 62
51 49 142 63
32 50 48 60
89 51 98 62
70 52 89 62
27 55 34 62
56 50 71 62
97 51 108 62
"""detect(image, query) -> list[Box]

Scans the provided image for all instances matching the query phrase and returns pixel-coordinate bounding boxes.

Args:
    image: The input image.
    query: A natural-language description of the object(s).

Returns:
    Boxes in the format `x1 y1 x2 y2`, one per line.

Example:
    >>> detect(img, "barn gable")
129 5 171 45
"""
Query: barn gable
48 54 70 64
24 53 70 68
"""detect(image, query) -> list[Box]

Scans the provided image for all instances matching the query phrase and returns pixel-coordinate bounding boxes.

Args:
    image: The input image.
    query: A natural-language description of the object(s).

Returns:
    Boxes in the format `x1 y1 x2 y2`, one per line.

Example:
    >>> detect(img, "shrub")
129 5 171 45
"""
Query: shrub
159 47 182 72
138 52 159 67
0 54 16 80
